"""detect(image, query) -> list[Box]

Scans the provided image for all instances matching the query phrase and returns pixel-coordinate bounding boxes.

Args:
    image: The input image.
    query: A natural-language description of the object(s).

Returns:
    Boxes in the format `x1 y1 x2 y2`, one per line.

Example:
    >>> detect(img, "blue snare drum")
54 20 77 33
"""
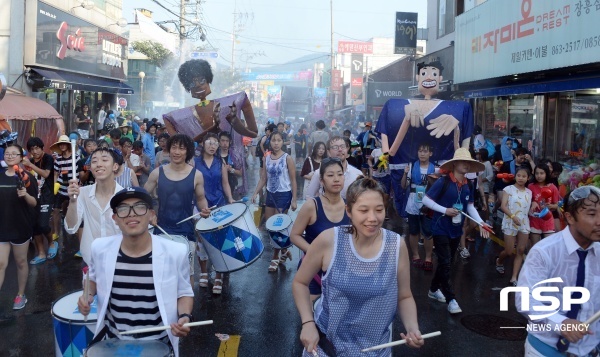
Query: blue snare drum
85 339 170 356
52 290 98 357
195 202 264 273
265 214 293 249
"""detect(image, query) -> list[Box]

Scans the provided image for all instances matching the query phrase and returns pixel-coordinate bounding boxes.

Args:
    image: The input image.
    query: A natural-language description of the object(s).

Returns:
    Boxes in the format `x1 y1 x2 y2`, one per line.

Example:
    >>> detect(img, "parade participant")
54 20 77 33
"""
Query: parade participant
155 133 171 166
119 122 134 142
218 131 243 199
308 120 329 154
277 122 290 154
75 104 92 139
257 124 276 168
290 157 349 302
107 128 122 151
496 167 532 286
144 134 212 285
294 124 308 165
97 103 107 132
77 139 98 187
120 137 139 173
517 186 600 357
24 137 56 265
376 61 474 220
528 165 560 246
65 148 123 268
194 133 234 294
477 148 494 224
0 144 38 309
138 124 156 169
77 187 194 357
252 130 298 272
300 141 326 200
114 146 140 189
133 140 151 187
421 148 491 314
305 136 362 199
50 135 78 243
293 178 424 355
401 142 437 271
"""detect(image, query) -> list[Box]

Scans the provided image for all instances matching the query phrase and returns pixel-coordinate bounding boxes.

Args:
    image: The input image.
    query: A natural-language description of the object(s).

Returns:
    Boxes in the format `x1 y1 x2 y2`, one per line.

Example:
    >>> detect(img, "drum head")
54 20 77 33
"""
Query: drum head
86 339 170 357
196 202 247 232
52 290 98 323
265 214 292 232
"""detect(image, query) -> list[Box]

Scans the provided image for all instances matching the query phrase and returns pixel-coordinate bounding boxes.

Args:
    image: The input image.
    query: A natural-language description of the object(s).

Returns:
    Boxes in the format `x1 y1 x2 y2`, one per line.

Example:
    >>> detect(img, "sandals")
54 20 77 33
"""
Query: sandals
199 273 209 288
422 260 433 271
47 242 58 259
495 257 505 275
268 260 279 272
29 256 46 265
412 258 423 268
279 250 292 265
212 279 223 295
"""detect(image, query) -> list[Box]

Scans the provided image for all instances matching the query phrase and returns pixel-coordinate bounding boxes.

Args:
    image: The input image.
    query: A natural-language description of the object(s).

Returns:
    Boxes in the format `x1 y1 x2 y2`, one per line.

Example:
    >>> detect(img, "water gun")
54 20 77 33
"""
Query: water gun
13 165 31 189
376 153 389 172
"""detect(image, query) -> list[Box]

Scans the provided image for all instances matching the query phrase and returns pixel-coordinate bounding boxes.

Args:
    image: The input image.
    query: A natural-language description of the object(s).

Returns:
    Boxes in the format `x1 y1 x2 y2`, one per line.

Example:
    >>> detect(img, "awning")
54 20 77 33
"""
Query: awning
30 67 134 94
0 90 62 120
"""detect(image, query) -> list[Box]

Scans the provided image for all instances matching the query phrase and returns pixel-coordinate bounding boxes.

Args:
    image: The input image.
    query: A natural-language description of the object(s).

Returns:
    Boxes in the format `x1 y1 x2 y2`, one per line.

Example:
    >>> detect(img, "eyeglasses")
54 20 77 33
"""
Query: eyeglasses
204 141 219 147
4 153 21 158
115 203 149 218
568 186 600 205
329 144 347 151
322 157 342 164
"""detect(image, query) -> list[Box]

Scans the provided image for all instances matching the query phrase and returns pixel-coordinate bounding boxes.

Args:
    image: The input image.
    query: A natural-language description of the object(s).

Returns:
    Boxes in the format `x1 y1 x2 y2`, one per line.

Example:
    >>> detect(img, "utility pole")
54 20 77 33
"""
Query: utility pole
330 0 335 115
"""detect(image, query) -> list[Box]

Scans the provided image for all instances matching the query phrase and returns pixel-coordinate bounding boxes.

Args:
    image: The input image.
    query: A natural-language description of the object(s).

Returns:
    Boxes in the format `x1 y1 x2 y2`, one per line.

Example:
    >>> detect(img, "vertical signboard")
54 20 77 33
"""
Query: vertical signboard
312 88 327 119
331 69 342 92
350 54 364 100
394 12 418 55
267 85 282 118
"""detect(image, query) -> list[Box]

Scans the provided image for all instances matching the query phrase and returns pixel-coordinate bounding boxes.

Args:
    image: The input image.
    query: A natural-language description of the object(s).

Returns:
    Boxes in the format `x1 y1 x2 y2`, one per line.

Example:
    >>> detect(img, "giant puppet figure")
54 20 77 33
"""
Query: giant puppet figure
375 61 473 215
163 59 258 195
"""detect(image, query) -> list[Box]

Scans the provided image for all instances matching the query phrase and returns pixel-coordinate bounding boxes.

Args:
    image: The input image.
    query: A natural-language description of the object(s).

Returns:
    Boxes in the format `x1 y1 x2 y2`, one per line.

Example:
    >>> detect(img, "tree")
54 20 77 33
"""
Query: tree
131 40 173 68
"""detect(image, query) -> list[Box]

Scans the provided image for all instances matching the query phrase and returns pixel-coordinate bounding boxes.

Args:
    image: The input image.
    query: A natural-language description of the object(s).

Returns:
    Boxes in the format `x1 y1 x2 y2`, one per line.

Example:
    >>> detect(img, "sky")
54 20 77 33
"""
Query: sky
123 0 428 69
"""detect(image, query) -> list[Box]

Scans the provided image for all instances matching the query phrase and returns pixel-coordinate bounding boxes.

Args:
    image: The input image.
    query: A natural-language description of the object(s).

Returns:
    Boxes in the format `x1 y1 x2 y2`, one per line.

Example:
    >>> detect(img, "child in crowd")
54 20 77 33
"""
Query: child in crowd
528 165 560 245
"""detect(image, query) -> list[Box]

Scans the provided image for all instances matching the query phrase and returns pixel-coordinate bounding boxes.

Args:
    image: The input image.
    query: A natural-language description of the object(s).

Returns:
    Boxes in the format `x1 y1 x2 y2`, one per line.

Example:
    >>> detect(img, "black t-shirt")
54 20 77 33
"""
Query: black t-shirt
77 156 95 186
0 169 38 242
77 113 91 130
32 153 54 203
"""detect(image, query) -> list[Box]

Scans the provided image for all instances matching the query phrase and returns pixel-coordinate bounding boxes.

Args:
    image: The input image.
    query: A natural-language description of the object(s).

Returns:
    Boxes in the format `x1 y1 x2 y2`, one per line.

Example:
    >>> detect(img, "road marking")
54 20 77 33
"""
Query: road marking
218 335 240 357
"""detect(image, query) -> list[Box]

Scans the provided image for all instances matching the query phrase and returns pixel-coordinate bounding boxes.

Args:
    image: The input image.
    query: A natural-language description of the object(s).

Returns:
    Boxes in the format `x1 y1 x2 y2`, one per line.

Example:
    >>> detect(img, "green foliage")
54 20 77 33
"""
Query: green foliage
132 40 173 68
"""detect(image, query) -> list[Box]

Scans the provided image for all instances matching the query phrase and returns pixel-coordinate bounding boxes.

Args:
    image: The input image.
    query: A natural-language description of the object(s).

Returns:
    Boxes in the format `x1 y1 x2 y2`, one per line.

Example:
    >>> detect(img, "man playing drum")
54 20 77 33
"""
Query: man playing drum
78 187 194 357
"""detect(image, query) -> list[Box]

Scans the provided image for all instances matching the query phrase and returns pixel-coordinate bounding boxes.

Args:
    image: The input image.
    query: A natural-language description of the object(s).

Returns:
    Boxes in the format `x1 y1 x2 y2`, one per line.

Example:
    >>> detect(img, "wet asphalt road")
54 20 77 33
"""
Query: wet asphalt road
0 158 527 356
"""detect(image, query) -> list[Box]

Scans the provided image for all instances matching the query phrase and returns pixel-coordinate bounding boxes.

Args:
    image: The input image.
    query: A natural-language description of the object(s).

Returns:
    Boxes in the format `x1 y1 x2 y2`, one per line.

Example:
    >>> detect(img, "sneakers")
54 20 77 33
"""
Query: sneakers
428 289 446 303
448 299 462 314
459 247 470 259
13 295 27 310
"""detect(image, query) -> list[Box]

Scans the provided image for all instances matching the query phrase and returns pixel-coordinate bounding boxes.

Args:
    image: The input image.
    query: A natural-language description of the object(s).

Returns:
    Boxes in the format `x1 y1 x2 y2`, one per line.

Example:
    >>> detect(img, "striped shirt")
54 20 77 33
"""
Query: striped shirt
105 250 166 340
53 154 79 196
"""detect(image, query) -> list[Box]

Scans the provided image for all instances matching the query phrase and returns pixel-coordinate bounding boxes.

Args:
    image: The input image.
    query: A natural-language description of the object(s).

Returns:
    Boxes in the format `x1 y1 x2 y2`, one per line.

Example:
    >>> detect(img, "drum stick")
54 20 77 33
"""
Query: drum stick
153 224 176 240
459 211 495 234
119 320 214 335
361 331 441 352
557 310 600 351
71 139 78 199
176 205 217 225
83 271 90 322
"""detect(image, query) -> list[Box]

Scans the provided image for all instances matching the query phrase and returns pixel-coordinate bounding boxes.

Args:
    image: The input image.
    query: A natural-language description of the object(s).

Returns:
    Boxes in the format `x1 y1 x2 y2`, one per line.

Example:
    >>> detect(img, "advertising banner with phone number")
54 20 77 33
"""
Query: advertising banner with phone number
454 0 600 84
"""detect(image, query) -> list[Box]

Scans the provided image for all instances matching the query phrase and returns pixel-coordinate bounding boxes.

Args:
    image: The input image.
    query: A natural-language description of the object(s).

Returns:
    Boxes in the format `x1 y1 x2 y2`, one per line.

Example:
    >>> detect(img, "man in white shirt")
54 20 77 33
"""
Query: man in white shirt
305 136 362 199
517 186 600 357
65 148 123 267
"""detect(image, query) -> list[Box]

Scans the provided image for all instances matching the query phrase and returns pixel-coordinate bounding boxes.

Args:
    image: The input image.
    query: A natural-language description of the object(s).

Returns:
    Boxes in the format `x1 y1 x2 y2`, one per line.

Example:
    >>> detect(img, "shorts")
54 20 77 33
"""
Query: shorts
0 237 31 245
373 175 392 195
502 227 530 236
33 202 52 235
157 234 195 276
407 214 432 238
266 190 292 212
529 227 554 235
54 194 70 211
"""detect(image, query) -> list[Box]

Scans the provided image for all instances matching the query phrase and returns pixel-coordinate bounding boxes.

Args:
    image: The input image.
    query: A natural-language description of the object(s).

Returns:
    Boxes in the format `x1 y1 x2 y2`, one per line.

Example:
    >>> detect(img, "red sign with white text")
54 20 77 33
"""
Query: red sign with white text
331 69 342 91
338 41 373 54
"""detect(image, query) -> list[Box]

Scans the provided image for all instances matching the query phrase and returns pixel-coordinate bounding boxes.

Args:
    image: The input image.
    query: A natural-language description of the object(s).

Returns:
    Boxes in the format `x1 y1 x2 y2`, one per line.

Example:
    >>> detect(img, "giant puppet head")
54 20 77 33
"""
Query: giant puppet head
416 61 444 100
178 59 214 101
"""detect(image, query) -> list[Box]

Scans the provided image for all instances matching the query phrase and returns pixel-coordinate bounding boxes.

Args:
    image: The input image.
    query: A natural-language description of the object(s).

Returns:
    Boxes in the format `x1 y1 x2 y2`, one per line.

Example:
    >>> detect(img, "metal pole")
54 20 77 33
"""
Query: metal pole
330 0 334 116
140 78 144 117
232 1 237 71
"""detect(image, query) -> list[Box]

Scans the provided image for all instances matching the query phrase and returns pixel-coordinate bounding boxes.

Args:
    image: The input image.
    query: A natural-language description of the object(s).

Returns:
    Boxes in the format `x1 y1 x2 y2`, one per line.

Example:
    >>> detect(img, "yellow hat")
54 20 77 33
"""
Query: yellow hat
49 135 72 153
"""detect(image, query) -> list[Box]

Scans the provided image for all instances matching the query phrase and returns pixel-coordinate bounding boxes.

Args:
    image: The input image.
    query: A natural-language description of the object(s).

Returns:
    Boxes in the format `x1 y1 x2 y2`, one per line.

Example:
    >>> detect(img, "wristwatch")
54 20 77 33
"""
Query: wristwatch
178 313 194 322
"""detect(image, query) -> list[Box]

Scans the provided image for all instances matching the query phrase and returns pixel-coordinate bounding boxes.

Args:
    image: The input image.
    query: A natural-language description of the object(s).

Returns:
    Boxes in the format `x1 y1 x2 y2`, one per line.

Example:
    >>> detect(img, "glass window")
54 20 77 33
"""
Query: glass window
480 96 509 147
438 0 456 37
556 91 600 166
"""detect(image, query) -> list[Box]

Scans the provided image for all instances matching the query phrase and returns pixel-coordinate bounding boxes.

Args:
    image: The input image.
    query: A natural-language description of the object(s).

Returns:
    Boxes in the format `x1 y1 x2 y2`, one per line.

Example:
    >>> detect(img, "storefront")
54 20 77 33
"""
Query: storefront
453 0 600 172
23 0 133 136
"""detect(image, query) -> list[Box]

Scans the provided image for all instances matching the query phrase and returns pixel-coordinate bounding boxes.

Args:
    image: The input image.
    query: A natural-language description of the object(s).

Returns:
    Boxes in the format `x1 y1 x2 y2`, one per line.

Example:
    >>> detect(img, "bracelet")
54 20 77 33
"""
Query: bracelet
301 320 315 326
509 214 515 219
178 313 194 322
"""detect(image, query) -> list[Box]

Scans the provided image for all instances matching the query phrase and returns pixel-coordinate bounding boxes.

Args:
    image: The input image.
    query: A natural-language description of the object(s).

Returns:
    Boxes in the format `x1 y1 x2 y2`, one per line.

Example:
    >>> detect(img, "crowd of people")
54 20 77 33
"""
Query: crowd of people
0 97 599 356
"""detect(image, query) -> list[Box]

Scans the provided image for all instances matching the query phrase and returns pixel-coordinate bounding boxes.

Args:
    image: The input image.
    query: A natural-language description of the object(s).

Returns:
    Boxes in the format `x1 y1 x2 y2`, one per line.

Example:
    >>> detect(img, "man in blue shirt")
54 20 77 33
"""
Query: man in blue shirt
138 122 156 169
421 148 490 314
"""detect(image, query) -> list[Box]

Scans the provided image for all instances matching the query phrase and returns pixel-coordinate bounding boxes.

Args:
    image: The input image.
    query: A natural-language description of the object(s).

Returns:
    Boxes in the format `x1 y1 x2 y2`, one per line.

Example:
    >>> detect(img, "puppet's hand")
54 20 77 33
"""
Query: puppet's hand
212 102 221 126
225 103 238 124
426 114 459 138
404 102 424 128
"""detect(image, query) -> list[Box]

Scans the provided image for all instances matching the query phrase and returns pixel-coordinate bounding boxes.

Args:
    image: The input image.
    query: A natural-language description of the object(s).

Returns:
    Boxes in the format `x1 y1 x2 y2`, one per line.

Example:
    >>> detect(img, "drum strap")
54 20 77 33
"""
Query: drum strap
266 190 284 214
316 324 337 356
89 324 108 347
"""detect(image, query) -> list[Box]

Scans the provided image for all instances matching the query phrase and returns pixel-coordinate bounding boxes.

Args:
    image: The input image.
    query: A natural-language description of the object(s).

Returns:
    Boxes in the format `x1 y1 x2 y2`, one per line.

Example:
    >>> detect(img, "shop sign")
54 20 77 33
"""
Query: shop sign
28 1 128 80
338 41 373 54
350 54 364 100
367 82 412 106
455 0 599 84
331 69 342 92
118 97 128 109
394 12 418 55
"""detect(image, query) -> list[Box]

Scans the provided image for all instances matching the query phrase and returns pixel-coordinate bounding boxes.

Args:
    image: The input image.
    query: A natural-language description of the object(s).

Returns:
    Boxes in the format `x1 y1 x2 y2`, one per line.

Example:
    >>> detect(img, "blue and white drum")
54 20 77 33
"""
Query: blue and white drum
85 339 170 356
51 290 98 357
195 202 264 273
265 214 293 249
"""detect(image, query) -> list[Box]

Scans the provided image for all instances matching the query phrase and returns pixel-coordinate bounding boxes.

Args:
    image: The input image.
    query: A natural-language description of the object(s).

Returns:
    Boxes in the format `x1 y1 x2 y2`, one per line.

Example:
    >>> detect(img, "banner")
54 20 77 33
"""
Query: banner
455 0 600 84
367 82 412 106
350 54 364 100
394 12 418 55
312 88 327 119
331 69 342 92
267 85 281 118
338 41 373 54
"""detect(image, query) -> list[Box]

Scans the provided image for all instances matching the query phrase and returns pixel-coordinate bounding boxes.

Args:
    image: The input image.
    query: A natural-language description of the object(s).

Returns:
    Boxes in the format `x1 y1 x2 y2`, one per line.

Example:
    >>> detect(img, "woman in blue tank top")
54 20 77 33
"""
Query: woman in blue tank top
293 178 425 356
291 158 349 302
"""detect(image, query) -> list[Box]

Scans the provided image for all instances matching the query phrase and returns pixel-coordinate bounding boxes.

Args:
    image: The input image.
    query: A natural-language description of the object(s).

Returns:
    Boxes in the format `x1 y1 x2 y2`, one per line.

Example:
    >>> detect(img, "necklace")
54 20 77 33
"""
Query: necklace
321 193 331 203
198 99 210 107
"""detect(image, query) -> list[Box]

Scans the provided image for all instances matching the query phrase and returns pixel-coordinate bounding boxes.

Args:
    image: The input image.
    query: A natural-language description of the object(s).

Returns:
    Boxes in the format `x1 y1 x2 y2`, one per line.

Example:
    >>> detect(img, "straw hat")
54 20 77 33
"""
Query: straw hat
120 121 132 129
49 135 72 153
440 148 485 173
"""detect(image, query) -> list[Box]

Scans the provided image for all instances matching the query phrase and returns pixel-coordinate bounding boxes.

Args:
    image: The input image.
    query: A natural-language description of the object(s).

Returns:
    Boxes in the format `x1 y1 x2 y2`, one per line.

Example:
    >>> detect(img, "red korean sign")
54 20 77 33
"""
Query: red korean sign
337 41 373 54
331 70 342 92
